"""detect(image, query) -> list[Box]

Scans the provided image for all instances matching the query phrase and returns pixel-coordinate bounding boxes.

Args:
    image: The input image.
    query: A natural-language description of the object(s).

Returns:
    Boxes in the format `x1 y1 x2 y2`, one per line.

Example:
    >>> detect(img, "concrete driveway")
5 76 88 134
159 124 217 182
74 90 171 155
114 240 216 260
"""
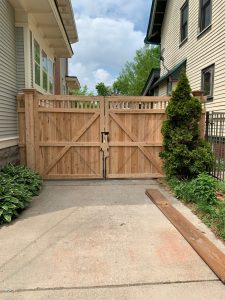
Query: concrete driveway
0 180 225 300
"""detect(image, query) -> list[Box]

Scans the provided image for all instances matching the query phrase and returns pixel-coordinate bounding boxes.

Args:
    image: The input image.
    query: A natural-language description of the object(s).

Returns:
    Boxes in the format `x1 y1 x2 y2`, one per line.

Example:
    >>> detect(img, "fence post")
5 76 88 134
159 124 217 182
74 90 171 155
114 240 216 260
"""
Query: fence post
192 90 206 139
23 89 36 169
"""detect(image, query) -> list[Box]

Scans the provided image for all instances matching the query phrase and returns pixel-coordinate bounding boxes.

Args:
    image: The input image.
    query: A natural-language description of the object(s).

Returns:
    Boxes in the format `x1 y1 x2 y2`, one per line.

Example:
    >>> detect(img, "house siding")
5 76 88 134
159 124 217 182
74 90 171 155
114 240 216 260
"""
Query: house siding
0 0 18 139
160 0 225 111
16 27 25 91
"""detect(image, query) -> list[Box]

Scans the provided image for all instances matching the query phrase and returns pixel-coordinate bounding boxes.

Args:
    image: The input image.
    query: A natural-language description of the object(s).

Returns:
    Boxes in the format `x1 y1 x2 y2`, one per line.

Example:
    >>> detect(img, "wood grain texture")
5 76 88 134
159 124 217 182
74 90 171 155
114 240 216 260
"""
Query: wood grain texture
18 93 205 179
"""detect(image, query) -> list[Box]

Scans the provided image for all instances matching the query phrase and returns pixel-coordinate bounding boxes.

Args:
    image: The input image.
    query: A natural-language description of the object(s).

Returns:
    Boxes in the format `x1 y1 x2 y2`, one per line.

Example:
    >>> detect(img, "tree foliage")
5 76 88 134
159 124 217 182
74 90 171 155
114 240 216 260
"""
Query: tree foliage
95 82 112 96
70 85 94 96
160 71 214 179
113 46 160 96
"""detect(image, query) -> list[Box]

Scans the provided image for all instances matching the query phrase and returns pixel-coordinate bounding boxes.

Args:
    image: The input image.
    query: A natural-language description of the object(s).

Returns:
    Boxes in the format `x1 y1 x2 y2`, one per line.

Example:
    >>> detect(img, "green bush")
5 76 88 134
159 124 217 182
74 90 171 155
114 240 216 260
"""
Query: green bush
169 173 225 240
172 173 217 206
160 71 214 179
0 164 42 224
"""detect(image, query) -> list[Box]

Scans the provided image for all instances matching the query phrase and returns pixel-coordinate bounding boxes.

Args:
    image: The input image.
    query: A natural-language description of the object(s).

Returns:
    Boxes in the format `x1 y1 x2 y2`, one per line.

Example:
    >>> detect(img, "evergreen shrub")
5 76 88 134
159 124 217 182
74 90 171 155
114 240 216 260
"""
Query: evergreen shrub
160 71 214 179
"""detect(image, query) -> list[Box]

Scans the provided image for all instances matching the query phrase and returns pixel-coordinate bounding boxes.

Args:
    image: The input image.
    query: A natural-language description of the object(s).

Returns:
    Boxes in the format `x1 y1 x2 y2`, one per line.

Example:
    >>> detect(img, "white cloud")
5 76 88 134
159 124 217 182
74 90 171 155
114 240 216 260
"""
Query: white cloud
69 16 145 92
93 69 111 83
71 0 150 29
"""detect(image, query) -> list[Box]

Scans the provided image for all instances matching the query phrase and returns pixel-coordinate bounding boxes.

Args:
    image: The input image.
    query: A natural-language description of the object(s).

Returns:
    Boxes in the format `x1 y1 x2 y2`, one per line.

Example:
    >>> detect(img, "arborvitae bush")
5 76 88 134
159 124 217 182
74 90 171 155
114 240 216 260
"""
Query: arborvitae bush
160 71 214 179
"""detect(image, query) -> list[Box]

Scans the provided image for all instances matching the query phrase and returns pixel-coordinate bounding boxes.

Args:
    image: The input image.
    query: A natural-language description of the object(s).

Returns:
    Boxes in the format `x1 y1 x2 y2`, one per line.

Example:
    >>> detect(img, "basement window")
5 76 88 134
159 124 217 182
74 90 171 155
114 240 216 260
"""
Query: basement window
201 64 214 100
180 1 188 43
199 0 212 33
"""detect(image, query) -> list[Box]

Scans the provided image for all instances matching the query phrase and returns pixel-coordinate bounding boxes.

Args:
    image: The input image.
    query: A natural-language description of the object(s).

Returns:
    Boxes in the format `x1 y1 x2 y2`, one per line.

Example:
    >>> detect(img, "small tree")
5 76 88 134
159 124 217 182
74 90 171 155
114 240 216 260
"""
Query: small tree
160 71 214 179
95 82 112 96
70 85 94 96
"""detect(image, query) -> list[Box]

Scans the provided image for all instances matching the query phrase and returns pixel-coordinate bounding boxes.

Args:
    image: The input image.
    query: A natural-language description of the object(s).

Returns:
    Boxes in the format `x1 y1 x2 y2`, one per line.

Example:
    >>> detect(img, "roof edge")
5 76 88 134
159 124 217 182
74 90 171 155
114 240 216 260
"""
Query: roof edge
151 59 187 89
144 0 168 45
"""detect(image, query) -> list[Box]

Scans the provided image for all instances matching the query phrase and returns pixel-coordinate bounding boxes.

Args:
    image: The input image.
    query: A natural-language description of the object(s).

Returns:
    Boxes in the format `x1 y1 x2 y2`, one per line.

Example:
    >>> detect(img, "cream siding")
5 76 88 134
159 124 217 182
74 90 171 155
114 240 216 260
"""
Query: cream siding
159 0 225 111
16 27 25 91
0 0 18 139
158 82 168 96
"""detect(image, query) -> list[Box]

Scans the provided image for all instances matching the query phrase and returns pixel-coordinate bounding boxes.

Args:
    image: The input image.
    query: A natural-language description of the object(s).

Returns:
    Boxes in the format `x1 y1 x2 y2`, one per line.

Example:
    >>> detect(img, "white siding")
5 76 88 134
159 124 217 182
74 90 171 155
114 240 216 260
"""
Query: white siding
160 0 225 111
16 27 25 91
0 0 17 139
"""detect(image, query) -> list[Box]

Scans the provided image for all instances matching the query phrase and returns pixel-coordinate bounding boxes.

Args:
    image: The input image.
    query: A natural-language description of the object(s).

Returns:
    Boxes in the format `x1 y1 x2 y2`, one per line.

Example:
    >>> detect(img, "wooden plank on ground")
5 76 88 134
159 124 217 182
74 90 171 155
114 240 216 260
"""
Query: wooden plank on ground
145 189 225 284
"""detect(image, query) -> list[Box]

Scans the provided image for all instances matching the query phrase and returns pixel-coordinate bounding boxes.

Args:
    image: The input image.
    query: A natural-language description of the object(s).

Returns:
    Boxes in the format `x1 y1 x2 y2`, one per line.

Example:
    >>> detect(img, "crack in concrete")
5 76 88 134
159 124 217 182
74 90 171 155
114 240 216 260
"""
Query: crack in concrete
0 279 220 294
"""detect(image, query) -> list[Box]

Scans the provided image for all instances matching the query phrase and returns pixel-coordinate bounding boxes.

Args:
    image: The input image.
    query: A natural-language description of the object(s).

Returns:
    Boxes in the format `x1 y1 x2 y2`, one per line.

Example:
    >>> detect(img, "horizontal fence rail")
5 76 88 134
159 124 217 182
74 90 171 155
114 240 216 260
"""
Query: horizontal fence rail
17 90 205 180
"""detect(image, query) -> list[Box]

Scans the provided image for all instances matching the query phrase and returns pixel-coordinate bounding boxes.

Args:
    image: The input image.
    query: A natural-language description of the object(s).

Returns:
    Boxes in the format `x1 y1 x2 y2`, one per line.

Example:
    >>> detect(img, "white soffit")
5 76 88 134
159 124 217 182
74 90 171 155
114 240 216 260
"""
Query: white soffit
9 0 73 58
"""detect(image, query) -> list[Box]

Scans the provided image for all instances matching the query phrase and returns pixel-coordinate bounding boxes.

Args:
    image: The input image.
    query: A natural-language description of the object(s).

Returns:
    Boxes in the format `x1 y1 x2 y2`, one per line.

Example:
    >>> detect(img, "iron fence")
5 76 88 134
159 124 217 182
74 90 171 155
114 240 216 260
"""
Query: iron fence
205 111 225 180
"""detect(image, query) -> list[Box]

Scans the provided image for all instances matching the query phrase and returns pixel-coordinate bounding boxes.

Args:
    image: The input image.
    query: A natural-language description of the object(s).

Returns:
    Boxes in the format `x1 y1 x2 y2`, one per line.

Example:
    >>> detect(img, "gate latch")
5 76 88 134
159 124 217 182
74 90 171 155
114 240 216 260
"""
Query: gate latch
101 131 109 157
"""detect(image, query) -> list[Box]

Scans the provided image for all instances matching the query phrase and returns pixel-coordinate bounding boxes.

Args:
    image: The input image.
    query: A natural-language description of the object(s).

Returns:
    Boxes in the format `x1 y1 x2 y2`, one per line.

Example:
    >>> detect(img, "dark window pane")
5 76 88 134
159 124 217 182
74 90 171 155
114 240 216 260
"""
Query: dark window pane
34 40 40 63
203 71 211 96
202 0 209 6
42 51 48 72
202 65 214 98
167 80 172 96
181 2 188 41
35 63 40 85
43 71 48 91
182 6 188 23
204 4 211 28
200 0 211 31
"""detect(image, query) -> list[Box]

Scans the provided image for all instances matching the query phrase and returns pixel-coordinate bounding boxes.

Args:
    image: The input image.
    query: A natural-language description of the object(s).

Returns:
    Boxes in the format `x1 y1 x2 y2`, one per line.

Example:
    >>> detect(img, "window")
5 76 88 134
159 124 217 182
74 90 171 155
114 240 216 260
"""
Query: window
34 40 40 85
33 38 54 94
42 51 48 91
154 87 159 96
199 0 212 32
180 1 188 42
202 64 214 99
48 59 54 94
167 77 172 96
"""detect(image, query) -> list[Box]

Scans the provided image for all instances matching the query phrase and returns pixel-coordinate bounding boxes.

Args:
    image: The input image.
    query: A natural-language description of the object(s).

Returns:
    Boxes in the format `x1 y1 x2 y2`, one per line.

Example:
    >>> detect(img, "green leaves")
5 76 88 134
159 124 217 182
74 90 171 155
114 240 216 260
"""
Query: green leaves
95 82 112 96
169 174 225 241
160 71 214 179
113 46 160 96
0 164 42 224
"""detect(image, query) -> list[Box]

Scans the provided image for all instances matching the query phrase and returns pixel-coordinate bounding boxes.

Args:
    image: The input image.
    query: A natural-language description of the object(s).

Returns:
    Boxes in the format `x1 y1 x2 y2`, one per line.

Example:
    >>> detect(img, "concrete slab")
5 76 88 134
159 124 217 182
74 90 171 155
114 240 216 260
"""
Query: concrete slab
0 180 224 299
1 281 225 300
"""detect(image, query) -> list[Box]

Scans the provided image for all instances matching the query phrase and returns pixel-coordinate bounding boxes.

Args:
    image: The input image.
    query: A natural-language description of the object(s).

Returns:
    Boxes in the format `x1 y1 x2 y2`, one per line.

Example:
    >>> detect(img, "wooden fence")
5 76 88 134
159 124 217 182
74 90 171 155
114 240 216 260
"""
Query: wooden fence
17 89 205 179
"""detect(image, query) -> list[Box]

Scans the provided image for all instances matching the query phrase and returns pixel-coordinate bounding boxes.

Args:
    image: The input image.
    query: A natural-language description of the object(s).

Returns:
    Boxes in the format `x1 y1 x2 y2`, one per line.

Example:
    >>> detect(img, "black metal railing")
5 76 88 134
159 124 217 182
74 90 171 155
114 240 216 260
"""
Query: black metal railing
205 111 225 180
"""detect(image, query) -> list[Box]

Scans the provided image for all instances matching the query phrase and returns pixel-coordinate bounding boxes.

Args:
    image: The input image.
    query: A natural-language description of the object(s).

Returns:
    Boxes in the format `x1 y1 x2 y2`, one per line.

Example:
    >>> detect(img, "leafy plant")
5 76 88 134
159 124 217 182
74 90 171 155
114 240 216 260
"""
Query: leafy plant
168 174 225 241
160 71 214 179
0 164 42 224
113 46 160 95
0 164 42 195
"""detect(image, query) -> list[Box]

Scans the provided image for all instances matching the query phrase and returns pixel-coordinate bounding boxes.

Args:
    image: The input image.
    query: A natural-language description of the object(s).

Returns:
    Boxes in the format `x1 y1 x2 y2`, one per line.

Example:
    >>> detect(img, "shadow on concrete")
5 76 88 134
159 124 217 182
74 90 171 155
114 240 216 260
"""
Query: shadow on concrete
12 179 159 221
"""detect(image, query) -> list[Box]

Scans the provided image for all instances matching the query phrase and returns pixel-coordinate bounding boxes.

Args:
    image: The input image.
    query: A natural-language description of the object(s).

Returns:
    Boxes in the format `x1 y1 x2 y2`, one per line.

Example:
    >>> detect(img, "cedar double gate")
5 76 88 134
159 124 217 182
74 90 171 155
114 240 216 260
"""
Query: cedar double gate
17 90 170 179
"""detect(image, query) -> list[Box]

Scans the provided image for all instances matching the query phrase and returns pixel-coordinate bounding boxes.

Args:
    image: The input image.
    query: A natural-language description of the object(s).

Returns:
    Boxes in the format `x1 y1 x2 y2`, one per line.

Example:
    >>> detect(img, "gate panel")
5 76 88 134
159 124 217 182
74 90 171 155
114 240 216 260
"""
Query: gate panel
18 92 174 180
35 95 104 179
105 97 169 179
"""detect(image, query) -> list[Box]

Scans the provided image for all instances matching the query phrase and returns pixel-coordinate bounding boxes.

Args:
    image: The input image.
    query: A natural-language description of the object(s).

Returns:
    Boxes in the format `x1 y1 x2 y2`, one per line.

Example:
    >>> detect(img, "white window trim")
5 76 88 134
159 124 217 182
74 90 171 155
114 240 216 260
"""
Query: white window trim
0 137 19 150
32 35 54 95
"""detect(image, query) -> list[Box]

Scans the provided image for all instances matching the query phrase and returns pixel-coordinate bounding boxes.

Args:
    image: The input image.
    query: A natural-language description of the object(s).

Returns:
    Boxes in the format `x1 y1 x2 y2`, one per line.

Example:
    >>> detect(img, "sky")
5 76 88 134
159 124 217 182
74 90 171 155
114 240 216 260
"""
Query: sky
69 0 152 93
